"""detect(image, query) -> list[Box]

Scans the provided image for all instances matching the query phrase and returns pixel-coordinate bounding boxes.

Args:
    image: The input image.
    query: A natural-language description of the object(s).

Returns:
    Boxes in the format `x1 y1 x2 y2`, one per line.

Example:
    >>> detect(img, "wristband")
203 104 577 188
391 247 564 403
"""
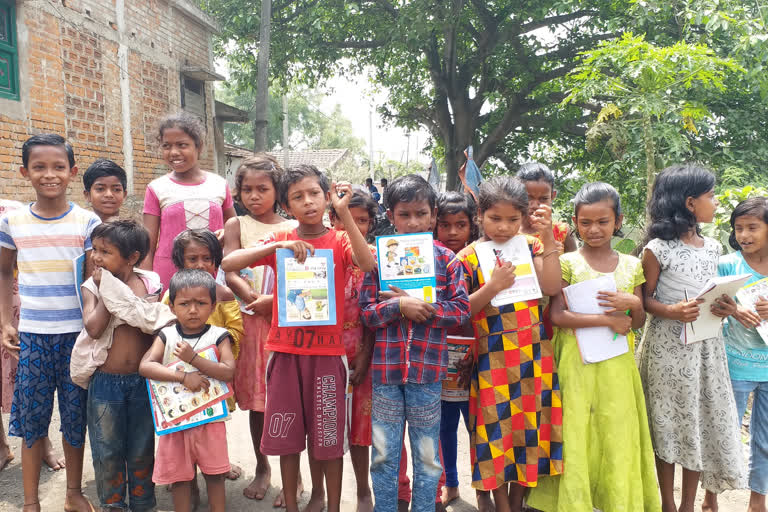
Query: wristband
180 372 187 385
190 353 198 364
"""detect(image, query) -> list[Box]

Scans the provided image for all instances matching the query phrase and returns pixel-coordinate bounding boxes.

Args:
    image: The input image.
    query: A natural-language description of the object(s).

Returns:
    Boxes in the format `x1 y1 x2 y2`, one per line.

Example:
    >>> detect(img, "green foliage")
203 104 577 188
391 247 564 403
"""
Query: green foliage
702 185 768 251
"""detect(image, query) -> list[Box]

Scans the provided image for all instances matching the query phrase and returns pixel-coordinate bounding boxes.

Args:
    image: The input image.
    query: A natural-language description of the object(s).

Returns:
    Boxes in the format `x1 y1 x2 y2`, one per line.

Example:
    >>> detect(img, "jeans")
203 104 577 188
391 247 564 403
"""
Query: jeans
732 379 768 495
439 400 469 488
372 382 442 512
88 372 156 511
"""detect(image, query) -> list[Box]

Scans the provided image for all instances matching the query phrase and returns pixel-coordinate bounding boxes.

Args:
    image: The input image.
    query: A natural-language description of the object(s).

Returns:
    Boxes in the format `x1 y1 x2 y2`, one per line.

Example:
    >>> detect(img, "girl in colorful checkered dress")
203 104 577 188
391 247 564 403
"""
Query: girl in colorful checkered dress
455 176 564 512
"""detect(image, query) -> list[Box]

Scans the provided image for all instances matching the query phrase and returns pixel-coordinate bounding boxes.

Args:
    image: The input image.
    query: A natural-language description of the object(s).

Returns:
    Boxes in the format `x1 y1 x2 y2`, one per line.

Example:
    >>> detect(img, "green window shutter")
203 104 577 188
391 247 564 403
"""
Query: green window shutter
0 1 19 101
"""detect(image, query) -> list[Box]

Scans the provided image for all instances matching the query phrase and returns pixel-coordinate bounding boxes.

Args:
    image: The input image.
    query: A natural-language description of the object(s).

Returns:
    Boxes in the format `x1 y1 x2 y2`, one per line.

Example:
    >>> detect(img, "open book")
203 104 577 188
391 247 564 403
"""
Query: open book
562 274 628 364
475 236 542 307
680 274 752 344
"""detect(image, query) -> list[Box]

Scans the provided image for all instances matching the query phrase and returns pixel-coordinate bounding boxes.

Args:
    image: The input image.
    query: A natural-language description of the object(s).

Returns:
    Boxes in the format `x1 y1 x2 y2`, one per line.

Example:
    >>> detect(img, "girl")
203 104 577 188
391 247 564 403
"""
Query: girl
325 189 377 512
526 183 661 512
142 112 236 290
455 176 563 512
434 192 492 511
639 164 745 512
710 197 768 512
165 229 244 488
516 162 577 254
221 155 296 504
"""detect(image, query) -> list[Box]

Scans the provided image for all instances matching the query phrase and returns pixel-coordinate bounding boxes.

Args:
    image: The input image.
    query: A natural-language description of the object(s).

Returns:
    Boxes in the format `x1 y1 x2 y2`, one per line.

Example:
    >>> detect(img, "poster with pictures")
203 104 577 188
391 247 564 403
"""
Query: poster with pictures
276 248 336 327
475 236 543 307
146 345 233 435
375 232 437 303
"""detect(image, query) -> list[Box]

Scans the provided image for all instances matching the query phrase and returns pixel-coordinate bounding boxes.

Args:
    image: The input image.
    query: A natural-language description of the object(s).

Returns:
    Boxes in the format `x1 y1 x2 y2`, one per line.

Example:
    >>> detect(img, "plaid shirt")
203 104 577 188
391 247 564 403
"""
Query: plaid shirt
360 243 470 385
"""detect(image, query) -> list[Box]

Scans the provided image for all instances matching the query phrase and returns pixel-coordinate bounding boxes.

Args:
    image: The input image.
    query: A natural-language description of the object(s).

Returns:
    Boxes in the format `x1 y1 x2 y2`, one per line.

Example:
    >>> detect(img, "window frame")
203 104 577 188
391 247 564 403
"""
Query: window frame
0 0 19 102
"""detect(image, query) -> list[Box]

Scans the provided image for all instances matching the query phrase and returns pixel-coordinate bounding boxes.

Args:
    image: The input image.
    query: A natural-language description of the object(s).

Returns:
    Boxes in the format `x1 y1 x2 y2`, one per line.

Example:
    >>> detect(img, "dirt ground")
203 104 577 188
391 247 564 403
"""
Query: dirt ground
0 405 753 511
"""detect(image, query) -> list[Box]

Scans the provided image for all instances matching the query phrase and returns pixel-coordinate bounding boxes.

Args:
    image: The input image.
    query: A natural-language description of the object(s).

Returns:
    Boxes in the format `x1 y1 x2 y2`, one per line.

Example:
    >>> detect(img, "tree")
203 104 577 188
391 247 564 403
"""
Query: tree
203 0 637 188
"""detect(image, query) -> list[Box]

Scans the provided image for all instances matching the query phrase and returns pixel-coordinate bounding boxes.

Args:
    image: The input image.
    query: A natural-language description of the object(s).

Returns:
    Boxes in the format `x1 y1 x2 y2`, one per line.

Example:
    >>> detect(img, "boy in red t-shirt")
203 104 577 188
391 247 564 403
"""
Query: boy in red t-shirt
222 164 375 512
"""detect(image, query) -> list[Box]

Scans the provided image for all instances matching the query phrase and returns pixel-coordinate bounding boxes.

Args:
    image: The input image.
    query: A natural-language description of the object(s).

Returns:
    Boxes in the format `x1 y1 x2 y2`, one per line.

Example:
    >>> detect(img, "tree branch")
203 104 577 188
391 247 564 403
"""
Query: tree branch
519 10 599 35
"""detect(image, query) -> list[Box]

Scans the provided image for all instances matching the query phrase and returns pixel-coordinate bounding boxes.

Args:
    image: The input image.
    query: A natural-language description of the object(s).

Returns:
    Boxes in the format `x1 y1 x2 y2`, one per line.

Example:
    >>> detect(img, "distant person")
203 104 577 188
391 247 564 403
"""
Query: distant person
365 177 381 202
380 178 388 192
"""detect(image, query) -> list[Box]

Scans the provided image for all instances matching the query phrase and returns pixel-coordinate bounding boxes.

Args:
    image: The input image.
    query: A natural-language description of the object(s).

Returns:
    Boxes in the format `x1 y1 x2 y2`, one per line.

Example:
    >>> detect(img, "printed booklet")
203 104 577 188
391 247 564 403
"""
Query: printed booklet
475 236 542 307
736 277 768 344
376 232 437 303
276 248 336 327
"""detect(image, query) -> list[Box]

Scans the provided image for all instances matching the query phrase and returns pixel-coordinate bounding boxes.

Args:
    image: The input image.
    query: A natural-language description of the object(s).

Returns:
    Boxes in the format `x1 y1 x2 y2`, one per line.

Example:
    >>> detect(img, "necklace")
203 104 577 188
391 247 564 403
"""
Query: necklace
298 226 329 237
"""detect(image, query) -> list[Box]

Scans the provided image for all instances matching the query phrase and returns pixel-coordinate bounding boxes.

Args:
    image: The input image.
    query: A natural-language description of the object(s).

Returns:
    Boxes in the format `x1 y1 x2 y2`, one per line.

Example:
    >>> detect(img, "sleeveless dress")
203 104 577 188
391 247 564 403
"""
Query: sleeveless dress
341 245 374 446
639 237 745 492
527 252 660 512
233 215 296 412
456 238 564 491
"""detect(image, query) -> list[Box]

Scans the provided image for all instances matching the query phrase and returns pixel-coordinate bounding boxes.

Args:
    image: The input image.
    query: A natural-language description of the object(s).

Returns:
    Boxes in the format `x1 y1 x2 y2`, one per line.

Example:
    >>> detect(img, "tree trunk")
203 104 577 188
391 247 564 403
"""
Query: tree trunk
643 115 656 228
253 0 272 153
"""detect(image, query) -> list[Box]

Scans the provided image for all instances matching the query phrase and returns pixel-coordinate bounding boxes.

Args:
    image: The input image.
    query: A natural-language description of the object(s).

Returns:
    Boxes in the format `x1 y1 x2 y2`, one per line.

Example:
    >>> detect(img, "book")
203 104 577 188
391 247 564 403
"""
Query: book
444 335 473 381
276 248 336 327
735 277 768 345
226 265 275 315
680 273 752 345
146 344 233 436
73 253 86 313
562 274 629 364
474 236 543 307
376 233 437 303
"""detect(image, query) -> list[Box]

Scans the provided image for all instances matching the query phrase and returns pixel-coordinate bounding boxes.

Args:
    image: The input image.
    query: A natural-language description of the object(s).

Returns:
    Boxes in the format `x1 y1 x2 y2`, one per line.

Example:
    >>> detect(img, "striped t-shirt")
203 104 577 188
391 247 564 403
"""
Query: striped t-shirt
0 203 100 334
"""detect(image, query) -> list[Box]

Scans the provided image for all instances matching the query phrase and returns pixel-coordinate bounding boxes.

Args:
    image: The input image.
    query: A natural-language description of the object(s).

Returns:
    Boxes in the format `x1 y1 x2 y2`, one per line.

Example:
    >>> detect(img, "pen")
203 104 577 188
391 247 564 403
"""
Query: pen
495 250 504 266
684 289 695 336
613 309 631 341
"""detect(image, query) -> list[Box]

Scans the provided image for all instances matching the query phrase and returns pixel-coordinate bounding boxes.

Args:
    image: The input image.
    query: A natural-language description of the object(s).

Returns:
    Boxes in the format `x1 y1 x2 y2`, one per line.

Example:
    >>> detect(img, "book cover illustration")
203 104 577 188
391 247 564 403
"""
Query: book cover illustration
276 248 336 327
376 232 437 303
735 276 768 344
146 344 233 435
231 265 275 315
475 236 543 307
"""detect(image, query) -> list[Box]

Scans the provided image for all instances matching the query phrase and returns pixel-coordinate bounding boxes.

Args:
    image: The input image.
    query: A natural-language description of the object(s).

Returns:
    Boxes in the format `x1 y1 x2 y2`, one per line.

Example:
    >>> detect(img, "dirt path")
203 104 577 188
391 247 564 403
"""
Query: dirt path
0 406 752 511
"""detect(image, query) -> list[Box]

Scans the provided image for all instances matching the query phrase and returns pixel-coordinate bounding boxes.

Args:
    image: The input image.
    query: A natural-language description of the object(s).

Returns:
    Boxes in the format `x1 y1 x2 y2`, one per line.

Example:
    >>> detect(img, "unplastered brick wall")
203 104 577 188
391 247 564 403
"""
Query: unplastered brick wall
0 0 218 207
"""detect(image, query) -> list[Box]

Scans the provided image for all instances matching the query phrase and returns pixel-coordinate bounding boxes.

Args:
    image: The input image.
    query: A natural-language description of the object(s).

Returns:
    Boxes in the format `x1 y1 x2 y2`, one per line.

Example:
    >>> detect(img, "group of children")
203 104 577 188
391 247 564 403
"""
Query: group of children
0 110 767 512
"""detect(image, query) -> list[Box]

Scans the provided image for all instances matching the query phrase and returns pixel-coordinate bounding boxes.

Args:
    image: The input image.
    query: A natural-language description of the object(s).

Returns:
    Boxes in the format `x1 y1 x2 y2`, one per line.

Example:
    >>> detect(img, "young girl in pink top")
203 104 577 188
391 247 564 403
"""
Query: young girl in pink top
142 112 236 290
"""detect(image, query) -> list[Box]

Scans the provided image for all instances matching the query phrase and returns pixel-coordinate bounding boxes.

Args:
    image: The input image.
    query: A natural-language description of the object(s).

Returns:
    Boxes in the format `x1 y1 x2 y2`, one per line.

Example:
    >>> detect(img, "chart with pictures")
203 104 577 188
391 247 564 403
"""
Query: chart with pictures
147 345 233 429
276 248 336 327
376 233 437 303
475 236 543 307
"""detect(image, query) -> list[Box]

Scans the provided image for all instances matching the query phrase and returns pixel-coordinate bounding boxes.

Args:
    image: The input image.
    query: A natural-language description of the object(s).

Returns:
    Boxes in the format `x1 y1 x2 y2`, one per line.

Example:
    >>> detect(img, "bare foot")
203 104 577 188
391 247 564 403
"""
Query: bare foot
442 486 460 505
226 463 243 480
302 489 325 512
477 490 495 512
244 467 272 500
0 444 14 471
22 503 40 512
64 489 95 512
42 437 64 471
701 491 718 512
356 493 374 512
273 479 305 508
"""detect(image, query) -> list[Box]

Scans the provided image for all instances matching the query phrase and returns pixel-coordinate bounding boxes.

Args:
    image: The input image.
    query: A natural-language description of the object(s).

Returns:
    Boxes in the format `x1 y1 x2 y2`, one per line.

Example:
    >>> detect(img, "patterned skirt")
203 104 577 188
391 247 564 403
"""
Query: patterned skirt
469 323 563 490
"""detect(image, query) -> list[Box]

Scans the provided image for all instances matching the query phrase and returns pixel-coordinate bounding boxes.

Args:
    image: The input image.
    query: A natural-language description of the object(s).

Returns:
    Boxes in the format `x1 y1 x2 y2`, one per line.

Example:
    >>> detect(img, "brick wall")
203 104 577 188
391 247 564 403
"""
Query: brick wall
0 0 218 206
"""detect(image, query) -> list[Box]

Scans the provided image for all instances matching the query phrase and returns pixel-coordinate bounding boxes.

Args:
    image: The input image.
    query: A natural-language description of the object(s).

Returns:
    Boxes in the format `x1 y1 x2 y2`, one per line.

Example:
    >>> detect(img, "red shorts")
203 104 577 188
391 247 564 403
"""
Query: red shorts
153 422 230 485
261 352 349 460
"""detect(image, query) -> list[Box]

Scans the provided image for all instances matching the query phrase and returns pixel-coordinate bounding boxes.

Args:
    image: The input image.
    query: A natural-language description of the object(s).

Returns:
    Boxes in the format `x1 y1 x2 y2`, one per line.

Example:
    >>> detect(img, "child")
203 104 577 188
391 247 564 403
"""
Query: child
81 220 164 511
516 162 577 254
708 197 768 512
358 174 470 512
221 164 376 512
432 191 492 510
142 112 236 290
139 269 236 512
526 183 660 512
83 158 127 222
325 190 377 512
221 154 297 503
638 163 745 512
0 134 100 512
454 176 563 512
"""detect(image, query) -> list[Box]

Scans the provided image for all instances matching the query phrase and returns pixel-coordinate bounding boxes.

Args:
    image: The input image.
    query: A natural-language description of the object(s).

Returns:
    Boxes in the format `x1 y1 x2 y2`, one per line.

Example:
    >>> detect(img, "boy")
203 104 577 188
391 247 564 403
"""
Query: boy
80 220 170 511
221 164 376 512
0 134 100 512
83 158 127 222
140 269 236 512
359 174 470 512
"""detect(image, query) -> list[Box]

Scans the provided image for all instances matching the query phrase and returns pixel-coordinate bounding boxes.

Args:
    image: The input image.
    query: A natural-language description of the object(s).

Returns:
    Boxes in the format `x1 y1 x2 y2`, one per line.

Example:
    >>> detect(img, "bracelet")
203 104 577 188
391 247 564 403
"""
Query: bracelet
190 353 198 364
540 249 559 259
180 372 187 385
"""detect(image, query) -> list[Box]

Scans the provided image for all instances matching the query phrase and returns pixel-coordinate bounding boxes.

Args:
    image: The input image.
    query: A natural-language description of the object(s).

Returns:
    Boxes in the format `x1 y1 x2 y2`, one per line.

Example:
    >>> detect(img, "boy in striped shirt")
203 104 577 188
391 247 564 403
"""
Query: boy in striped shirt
0 134 99 512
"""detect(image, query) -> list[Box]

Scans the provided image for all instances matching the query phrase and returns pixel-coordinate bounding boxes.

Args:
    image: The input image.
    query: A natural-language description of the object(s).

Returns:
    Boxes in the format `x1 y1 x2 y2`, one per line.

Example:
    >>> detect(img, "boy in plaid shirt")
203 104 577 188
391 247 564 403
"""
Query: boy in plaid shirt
359 174 470 512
